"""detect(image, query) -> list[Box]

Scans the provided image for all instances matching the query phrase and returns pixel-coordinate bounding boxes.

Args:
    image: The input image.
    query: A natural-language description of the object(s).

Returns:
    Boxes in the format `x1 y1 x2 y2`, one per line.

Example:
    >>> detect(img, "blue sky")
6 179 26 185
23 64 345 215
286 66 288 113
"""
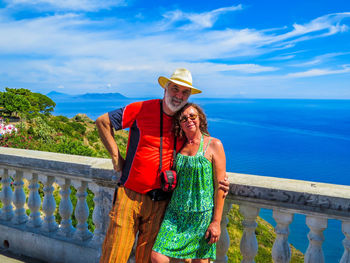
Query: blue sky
0 0 349 98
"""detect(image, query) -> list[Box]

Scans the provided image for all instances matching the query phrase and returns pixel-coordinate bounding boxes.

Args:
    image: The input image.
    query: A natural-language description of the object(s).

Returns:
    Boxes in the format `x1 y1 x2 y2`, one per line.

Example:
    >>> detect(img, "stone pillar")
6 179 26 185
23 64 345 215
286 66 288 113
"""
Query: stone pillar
272 209 293 263
12 170 28 224
340 220 350 263
90 183 105 247
57 178 75 237
0 168 14 221
73 180 92 241
26 172 42 228
215 200 232 263
305 215 327 263
239 204 260 263
41 175 58 232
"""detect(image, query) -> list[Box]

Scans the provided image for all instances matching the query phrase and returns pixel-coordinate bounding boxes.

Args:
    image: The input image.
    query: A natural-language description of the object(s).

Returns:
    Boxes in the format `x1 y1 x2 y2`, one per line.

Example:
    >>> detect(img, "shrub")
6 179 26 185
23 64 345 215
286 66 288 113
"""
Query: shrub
47 120 73 137
0 131 35 149
55 137 94 156
74 115 83 122
53 115 69 123
87 129 99 144
28 116 55 142
67 122 86 136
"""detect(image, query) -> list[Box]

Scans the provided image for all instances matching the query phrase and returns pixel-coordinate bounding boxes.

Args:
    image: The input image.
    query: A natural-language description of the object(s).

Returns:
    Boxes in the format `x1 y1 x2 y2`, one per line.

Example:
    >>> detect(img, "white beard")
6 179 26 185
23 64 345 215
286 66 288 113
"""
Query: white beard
164 91 188 113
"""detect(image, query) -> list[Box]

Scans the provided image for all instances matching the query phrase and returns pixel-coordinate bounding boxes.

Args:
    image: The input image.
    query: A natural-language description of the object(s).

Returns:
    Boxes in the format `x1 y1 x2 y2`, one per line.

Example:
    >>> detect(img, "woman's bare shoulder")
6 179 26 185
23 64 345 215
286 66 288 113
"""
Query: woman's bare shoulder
206 137 224 156
209 137 223 148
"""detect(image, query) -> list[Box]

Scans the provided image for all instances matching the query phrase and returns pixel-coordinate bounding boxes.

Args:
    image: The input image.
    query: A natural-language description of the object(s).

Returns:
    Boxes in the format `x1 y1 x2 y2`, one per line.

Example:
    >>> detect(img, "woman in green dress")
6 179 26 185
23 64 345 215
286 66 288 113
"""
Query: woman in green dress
152 103 227 263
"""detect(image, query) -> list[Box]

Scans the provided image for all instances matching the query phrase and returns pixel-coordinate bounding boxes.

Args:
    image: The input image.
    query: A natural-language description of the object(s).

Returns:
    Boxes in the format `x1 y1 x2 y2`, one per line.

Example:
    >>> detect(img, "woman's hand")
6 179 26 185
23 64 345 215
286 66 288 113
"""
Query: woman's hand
218 176 229 198
205 221 221 244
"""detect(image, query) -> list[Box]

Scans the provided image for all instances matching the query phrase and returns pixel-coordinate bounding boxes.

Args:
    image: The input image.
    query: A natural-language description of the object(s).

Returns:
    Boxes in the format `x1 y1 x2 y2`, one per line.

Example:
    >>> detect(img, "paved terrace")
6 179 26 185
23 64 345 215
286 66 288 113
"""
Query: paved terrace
0 146 350 263
0 248 44 263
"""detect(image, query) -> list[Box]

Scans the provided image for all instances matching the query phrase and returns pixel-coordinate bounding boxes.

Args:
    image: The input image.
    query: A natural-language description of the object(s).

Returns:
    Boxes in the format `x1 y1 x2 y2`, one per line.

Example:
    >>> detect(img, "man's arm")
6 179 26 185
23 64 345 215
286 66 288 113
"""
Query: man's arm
96 113 125 172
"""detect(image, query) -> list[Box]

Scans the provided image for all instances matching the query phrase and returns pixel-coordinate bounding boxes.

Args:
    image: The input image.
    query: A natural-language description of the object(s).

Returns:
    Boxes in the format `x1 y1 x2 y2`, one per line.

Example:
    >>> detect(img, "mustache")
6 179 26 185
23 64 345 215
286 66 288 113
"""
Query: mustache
172 97 183 103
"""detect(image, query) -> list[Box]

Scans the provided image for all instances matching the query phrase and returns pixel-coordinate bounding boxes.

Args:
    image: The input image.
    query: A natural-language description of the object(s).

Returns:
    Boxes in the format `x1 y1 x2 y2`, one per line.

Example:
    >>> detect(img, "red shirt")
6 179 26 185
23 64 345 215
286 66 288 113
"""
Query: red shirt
108 99 183 194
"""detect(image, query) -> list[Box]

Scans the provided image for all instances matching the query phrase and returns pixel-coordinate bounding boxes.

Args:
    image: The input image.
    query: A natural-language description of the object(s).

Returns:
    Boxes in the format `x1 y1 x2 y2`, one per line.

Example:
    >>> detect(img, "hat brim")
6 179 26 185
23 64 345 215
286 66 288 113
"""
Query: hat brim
158 76 202 94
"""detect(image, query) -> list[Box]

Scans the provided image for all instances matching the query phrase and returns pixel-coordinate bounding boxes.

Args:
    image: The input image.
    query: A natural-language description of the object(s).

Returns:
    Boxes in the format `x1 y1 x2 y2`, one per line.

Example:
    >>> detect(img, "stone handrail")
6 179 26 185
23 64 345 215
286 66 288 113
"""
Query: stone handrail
0 146 350 263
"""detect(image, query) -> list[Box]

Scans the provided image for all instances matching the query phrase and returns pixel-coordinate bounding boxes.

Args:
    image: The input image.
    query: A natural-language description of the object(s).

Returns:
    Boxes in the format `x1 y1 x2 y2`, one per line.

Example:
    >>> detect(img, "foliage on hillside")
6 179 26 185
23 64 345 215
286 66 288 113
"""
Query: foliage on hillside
227 204 304 262
0 113 127 158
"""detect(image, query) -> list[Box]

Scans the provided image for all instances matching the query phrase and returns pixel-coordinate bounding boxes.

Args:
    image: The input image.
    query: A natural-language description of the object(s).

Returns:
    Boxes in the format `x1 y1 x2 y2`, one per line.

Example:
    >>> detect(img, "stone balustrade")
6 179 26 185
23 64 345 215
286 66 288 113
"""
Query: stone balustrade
0 146 350 263
0 147 116 263
218 174 350 263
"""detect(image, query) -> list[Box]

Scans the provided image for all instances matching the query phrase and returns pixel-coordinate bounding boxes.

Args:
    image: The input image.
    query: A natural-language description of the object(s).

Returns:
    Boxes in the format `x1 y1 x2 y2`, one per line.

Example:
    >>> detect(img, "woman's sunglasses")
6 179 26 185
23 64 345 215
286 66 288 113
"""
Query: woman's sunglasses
179 114 198 123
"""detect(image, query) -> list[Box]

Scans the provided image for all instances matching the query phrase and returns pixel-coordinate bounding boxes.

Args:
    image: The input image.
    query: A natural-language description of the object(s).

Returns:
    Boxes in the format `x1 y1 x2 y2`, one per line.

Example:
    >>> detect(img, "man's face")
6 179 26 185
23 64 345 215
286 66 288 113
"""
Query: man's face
164 82 191 113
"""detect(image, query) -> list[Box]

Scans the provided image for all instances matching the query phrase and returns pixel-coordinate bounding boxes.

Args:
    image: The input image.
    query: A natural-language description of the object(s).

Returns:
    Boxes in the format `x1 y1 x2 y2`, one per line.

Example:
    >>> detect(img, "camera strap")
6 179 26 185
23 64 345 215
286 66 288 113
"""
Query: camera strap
159 100 177 173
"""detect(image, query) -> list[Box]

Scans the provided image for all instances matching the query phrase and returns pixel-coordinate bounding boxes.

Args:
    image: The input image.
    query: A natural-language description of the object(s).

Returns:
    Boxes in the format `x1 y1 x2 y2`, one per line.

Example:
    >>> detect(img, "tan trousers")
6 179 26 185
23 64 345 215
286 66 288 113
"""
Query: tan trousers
100 186 168 263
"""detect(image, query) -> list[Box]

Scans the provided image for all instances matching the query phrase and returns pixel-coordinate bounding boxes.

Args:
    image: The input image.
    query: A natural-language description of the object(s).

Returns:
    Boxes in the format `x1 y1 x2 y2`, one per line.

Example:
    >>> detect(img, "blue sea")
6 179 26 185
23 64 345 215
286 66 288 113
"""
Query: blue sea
52 97 350 262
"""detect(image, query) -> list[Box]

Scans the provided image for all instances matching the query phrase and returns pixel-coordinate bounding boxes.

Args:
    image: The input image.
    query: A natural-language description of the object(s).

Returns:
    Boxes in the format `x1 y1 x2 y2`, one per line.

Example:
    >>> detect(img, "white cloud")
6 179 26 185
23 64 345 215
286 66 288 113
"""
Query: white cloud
183 5 243 30
268 13 350 47
161 5 242 30
4 0 126 11
287 65 350 78
207 63 277 73
269 55 296 61
291 52 350 67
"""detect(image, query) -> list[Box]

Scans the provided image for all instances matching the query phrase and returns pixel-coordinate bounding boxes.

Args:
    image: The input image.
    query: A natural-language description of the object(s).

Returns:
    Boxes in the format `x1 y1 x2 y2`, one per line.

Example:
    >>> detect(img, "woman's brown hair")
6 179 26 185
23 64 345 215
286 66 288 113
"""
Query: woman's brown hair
173 103 210 138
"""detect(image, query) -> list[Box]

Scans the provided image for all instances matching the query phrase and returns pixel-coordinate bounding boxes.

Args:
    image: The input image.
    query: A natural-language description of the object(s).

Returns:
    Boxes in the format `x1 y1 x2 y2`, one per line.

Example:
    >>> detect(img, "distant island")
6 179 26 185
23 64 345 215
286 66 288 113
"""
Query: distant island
47 91 128 100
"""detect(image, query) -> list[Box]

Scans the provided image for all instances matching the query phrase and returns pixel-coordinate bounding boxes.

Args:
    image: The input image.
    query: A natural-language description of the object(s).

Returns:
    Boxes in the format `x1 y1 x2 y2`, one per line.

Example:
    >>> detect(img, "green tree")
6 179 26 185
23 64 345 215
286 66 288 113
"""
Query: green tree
0 91 31 117
0 87 56 116
29 92 56 115
5 87 32 96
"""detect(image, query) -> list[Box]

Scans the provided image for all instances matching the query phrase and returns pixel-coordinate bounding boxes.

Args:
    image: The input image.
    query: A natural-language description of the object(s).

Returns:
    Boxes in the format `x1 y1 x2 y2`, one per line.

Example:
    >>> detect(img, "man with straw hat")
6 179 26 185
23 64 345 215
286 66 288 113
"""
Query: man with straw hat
96 68 227 263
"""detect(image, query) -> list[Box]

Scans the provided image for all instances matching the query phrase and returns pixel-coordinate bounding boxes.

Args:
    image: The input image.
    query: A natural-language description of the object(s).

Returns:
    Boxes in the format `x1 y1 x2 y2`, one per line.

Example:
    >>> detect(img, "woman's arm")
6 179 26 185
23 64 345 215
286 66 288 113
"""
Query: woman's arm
205 138 226 244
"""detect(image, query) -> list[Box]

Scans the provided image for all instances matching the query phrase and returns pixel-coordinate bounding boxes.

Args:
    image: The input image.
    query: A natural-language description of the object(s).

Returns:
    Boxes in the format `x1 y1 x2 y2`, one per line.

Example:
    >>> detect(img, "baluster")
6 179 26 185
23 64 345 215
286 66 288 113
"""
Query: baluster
57 178 75 237
340 220 350 263
0 168 4 218
12 170 28 224
239 204 260 263
41 175 58 232
216 200 233 263
89 183 105 246
26 173 43 227
73 180 92 241
272 209 293 263
304 215 327 263
0 168 14 221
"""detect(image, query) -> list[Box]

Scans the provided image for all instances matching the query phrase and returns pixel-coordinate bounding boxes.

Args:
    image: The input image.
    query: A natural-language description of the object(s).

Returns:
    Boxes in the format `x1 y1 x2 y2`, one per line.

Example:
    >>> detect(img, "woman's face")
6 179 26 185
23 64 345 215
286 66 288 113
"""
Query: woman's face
179 106 200 135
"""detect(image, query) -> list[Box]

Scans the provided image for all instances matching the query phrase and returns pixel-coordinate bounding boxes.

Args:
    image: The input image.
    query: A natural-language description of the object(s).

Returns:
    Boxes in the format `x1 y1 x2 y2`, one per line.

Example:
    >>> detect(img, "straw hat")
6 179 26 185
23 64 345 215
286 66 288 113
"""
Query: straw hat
158 68 201 94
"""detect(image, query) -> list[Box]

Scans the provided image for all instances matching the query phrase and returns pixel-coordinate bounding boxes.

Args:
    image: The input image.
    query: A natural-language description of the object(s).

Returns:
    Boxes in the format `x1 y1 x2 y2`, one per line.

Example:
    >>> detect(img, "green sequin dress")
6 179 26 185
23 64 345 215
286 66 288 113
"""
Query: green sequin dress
153 136 216 260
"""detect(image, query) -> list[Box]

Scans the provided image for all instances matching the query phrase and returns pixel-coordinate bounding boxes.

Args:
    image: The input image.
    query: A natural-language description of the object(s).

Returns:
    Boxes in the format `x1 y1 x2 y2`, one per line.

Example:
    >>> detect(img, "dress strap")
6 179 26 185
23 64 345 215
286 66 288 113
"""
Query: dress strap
203 137 212 154
196 135 204 156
